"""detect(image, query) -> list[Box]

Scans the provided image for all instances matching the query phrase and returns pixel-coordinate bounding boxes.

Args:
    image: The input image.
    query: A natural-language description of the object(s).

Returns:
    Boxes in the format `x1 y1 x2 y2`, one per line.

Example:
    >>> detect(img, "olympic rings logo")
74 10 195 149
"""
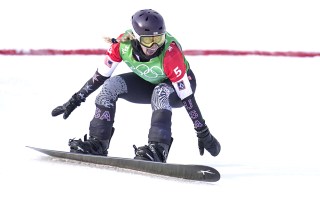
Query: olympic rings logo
125 61 164 79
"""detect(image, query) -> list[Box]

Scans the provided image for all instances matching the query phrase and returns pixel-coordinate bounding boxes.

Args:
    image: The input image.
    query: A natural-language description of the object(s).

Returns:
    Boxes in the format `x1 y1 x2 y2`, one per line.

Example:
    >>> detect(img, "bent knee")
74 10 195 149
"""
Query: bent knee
96 76 128 107
151 83 174 110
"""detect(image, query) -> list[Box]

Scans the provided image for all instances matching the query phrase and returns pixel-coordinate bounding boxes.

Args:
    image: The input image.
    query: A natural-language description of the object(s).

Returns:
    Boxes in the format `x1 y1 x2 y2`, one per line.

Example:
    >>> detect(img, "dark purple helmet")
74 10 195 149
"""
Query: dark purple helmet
131 9 166 36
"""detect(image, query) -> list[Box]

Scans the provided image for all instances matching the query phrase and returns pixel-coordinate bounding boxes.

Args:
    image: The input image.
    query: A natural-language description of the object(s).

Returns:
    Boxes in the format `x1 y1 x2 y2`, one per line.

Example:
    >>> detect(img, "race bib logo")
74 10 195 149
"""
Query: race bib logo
177 80 185 90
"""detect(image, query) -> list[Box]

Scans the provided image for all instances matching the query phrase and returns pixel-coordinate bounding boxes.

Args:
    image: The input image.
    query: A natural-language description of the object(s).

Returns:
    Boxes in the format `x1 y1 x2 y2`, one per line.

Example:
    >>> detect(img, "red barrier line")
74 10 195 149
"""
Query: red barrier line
1 49 320 57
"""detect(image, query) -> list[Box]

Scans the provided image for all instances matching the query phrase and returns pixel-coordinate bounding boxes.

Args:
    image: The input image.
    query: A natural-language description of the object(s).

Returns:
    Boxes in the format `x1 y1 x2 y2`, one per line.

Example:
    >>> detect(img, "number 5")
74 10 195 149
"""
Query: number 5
174 67 182 77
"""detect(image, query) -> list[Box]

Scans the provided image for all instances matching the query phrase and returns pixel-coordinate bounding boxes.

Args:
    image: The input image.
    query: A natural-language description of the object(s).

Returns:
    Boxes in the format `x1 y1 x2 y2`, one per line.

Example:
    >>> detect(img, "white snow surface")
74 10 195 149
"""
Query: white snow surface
1 1 320 213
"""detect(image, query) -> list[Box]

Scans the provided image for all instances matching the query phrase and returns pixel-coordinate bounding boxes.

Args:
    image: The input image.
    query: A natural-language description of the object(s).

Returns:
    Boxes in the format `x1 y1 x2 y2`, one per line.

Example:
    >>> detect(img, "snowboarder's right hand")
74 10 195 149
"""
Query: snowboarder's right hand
51 93 83 119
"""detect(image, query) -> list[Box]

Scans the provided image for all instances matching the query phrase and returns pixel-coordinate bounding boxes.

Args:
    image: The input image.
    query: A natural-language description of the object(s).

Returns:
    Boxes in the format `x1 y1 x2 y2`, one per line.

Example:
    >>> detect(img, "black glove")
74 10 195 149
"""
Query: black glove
51 93 83 119
196 126 221 157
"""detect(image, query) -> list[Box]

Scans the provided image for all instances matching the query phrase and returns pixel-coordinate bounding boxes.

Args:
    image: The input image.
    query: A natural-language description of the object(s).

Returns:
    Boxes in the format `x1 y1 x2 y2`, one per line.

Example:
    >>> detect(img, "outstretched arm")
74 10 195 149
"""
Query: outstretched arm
51 38 122 119
51 69 109 119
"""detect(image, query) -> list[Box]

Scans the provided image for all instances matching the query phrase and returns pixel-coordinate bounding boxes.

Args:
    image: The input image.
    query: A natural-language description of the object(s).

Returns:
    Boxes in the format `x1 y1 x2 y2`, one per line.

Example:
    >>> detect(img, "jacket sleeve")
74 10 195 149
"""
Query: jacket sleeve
163 42 206 129
182 94 207 130
163 42 193 100
76 69 110 101
77 35 124 101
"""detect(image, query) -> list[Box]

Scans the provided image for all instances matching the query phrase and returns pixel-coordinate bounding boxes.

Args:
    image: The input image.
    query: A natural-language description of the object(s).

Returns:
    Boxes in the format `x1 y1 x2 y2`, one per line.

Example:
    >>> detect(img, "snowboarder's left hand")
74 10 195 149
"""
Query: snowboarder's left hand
196 126 221 157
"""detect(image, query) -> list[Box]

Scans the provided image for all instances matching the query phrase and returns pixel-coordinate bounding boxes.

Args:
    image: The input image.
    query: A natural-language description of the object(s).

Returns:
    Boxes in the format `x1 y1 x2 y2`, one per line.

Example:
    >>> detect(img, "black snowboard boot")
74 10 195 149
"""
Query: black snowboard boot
69 127 115 156
133 139 172 163
69 134 111 156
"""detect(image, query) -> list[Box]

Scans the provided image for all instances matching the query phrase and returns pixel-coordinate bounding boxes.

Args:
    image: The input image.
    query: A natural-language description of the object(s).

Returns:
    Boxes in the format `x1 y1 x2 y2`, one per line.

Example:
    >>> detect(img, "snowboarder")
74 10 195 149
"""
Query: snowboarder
51 9 221 163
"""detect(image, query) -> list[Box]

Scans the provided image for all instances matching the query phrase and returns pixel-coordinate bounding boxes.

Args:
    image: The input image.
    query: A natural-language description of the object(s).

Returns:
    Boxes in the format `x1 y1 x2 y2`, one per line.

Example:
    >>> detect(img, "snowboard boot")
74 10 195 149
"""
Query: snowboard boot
69 127 115 156
133 139 173 163
69 135 110 156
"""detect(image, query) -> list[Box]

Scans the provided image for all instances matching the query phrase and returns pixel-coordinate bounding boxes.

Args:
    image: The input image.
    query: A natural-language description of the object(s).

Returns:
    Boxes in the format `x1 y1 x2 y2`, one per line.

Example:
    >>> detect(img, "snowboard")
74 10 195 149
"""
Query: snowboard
26 146 220 182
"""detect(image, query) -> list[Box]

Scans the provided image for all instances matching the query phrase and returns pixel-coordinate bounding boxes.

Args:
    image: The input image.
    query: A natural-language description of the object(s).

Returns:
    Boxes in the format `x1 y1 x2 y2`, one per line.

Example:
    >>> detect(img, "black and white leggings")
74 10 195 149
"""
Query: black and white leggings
89 70 196 145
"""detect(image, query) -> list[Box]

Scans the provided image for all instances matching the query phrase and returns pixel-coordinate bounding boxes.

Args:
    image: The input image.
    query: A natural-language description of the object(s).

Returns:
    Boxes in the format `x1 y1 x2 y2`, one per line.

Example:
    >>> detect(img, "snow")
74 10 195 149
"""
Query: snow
1 1 320 213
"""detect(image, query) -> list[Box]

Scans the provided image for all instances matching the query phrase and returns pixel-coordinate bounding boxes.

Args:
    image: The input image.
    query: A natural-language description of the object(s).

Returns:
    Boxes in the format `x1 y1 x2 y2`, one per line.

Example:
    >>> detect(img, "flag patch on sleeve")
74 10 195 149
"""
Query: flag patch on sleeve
105 58 113 68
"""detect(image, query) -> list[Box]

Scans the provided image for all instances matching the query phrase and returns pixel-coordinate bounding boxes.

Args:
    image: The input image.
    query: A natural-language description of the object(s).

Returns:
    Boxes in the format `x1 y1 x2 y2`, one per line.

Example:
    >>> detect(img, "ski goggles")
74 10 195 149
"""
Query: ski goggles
138 34 166 48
